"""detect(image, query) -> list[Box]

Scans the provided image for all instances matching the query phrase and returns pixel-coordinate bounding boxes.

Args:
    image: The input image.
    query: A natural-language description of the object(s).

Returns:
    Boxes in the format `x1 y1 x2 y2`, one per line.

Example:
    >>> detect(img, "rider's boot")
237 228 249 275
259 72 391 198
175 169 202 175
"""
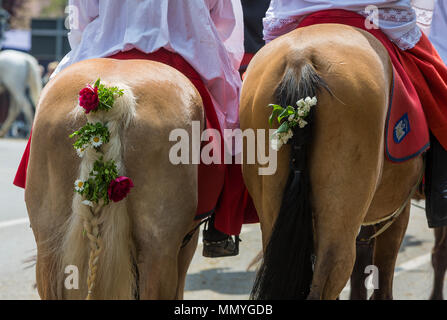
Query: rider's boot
202 214 240 258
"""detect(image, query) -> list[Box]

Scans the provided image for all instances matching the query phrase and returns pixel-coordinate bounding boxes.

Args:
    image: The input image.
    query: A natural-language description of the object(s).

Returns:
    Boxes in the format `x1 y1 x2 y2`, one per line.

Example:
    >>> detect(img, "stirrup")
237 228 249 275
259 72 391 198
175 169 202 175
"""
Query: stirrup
202 234 241 258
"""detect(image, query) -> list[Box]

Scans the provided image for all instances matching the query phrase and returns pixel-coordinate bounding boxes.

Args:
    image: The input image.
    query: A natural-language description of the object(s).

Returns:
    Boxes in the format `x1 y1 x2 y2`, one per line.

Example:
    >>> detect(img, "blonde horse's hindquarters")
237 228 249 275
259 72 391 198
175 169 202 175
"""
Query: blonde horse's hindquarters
25 58 204 299
240 24 422 299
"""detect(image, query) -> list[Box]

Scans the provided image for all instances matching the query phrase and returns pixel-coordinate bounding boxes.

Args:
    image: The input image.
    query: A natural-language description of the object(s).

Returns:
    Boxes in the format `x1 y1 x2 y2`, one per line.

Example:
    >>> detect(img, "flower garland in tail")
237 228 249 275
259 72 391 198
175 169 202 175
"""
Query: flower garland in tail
268 96 317 151
72 79 134 206
70 78 134 299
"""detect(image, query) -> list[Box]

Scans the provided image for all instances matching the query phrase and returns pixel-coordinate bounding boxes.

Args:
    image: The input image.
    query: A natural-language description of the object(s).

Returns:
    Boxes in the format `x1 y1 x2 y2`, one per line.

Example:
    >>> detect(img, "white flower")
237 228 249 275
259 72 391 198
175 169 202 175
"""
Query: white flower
270 134 284 151
90 136 103 148
305 97 312 104
82 200 94 207
310 96 318 106
74 180 85 192
298 118 308 128
76 147 85 158
288 114 295 121
297 108 307 117
296 99 306 108
282 129 293 143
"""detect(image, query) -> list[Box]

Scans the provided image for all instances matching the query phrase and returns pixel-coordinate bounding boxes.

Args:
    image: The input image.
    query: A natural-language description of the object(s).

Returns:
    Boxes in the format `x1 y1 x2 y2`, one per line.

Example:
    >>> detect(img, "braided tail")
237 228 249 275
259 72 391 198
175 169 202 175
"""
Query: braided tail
61 83 137 300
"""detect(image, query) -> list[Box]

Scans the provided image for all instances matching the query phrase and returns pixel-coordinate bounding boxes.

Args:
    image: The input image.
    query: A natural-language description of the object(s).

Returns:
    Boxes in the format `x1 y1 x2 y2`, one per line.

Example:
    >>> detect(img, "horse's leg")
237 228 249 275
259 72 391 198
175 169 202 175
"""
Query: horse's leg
128 147 198 299
369 203 411 300
132 183 197 299
0 92 20 137
175 229 199 299
430 226 447 300
349 226 376 300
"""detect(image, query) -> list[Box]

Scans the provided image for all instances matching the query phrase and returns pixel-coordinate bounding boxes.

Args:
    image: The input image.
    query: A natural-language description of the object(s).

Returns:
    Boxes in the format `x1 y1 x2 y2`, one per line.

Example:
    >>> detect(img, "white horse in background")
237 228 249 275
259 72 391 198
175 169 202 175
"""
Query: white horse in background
0 50 42 137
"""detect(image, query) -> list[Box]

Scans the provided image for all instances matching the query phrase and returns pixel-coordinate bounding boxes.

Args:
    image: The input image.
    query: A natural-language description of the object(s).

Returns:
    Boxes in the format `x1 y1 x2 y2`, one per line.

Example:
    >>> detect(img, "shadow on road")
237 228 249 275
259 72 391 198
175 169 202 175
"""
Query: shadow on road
399 234 429 253
185 268 256 295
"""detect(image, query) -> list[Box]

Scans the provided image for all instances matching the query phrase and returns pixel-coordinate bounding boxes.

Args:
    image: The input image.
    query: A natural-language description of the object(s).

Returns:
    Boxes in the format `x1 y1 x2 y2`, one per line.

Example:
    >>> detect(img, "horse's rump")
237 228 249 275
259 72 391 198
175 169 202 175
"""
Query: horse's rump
241 23 406 299
25 58 204 299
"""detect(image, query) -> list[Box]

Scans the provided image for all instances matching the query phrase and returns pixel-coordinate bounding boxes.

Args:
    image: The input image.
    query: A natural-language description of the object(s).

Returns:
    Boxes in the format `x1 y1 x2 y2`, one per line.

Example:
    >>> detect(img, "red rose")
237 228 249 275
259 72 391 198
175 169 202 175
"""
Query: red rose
108 176 134 202
79 85 99 114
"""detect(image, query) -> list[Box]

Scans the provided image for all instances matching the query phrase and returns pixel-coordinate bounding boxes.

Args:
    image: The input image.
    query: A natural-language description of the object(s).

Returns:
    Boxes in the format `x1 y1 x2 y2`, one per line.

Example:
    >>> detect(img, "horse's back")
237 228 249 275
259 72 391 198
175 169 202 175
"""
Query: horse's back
243 23 392 114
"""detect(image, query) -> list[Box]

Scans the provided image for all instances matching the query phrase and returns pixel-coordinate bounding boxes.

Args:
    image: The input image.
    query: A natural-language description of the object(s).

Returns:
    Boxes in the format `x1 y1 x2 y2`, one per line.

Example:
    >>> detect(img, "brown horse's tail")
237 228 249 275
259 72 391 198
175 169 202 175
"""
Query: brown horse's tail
251 61 329 300
59 83 137 299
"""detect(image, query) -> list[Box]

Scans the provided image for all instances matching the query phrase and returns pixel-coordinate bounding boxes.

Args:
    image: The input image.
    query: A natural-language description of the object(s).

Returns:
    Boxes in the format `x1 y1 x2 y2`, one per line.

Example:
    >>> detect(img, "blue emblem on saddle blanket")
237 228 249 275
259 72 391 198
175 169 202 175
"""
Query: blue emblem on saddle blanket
393 113 410 144
385 67 429 163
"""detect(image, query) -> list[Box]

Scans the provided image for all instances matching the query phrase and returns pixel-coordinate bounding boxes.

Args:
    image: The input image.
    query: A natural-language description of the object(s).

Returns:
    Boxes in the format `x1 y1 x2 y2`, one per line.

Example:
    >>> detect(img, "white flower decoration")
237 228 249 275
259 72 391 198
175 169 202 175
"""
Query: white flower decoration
268 96 317 151
76 147 85 158
271 137 283 151
91 136 103 148
82 200 94 207
74 179 85 192
296 99 306 108
298 118 308 129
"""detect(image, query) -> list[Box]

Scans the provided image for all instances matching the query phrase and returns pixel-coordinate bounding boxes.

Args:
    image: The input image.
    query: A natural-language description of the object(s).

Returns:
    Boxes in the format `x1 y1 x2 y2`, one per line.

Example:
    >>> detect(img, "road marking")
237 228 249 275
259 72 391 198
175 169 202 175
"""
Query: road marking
341 252 432 295
394 253 431 276
0 217 29 229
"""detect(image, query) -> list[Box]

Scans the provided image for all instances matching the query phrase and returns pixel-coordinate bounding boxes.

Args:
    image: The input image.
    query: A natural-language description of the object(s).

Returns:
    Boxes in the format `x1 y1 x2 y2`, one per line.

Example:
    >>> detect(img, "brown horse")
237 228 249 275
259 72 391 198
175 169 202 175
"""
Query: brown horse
25 58 202 299
240 24 423 300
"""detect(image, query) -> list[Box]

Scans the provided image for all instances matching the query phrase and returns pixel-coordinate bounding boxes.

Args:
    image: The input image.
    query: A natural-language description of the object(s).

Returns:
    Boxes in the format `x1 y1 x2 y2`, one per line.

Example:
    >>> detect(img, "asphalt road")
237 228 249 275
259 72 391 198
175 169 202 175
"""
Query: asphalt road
0 139 445 300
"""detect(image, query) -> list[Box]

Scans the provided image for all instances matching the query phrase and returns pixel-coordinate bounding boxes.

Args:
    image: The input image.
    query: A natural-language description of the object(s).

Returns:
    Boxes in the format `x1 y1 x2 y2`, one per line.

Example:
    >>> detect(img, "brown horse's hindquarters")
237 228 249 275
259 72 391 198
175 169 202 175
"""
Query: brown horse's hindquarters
241 24 416 299
26 59 204 299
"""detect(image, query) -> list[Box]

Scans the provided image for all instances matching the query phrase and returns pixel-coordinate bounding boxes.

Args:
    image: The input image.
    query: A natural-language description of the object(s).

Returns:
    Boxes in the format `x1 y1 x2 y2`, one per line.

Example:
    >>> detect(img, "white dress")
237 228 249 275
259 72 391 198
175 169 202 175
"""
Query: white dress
54 0 244 132
264 0 422 50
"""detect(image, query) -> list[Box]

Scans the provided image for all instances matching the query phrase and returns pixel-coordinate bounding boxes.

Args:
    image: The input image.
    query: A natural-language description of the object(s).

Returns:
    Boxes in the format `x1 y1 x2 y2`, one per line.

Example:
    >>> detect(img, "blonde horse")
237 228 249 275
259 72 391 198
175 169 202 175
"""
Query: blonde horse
0 50 42 137
240 24 423 300
25 58 202 299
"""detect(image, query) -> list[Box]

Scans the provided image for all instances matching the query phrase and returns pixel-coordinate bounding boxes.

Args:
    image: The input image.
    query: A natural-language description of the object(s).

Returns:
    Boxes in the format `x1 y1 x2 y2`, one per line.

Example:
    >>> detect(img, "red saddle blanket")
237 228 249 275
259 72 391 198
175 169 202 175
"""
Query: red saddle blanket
298 10 431 162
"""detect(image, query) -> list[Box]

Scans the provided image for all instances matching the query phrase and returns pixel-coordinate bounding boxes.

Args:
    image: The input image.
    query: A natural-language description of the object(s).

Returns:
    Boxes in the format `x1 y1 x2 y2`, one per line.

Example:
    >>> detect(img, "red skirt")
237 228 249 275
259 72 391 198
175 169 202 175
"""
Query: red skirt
14 48 258 235
298 9 447 151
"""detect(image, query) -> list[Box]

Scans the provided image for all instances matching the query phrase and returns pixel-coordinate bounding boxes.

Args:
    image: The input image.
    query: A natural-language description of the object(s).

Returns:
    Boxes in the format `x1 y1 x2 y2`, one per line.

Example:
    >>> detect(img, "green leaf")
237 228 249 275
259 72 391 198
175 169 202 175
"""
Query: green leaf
94 78 101 88
277 122 290 133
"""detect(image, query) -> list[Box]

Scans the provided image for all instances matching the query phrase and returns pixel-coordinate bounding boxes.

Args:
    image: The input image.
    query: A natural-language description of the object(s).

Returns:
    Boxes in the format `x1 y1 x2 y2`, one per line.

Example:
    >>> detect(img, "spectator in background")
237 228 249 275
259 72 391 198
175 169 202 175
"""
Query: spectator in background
239 0 270 77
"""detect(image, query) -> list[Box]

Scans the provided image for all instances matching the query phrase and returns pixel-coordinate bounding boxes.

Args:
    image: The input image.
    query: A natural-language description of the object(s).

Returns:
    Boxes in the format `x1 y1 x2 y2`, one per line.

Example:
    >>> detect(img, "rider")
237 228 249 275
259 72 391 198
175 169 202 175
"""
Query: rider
13 0 258 257
263 0 447 228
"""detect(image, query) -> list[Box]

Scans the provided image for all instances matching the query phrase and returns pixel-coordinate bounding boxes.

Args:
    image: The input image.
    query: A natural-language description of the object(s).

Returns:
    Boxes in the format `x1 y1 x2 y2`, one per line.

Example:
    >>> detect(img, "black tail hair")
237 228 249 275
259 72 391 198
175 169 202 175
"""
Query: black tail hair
251 62 329 300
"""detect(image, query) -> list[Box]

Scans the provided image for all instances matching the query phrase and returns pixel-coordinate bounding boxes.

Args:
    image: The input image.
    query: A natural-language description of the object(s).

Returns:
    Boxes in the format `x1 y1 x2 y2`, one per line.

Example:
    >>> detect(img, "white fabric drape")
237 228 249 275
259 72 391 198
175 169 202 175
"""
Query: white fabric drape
53 0 244 132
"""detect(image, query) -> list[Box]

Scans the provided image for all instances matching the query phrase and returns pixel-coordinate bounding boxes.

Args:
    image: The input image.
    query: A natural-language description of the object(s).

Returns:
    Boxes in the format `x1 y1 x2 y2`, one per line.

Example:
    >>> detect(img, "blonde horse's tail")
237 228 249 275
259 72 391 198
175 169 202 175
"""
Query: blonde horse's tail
60 83 137 299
